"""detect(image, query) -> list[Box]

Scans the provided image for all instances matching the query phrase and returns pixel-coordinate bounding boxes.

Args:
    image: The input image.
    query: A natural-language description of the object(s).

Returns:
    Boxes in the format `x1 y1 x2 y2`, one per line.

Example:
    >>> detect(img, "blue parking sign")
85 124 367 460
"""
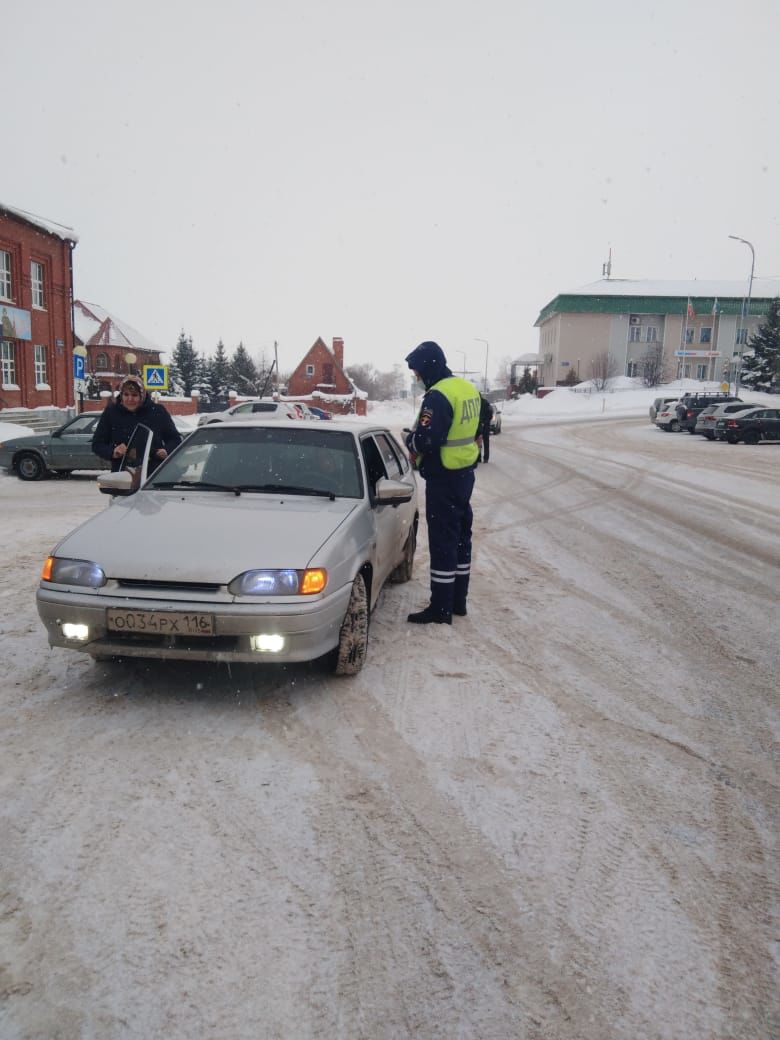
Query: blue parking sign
73 354 85 380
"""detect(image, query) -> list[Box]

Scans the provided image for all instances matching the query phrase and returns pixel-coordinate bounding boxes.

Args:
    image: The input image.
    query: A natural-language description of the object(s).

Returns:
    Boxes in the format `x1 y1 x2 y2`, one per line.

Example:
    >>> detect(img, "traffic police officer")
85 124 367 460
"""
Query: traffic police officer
405 341 481 625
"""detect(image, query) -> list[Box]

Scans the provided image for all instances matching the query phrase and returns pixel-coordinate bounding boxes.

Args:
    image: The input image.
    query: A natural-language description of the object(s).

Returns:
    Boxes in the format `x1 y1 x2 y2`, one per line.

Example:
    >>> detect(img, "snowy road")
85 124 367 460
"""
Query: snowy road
1 418 778 1040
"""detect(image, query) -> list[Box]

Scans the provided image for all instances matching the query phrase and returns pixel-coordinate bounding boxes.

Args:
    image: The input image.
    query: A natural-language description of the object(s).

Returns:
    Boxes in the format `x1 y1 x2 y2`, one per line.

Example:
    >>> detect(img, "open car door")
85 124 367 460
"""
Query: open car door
97 423 154 496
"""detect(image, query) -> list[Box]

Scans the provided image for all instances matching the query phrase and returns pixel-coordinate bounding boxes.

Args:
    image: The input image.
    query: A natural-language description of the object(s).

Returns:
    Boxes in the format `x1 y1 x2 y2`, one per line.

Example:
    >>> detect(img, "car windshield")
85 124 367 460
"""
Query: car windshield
146 424 363 498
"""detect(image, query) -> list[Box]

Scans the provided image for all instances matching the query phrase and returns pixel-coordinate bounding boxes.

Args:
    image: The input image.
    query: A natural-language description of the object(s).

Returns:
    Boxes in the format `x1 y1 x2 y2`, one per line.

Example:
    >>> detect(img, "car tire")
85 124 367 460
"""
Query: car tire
16 452 46 481
704 432 715 441
389 524 416 584
670 420 680 432
726 435 739 444
332 573 369 675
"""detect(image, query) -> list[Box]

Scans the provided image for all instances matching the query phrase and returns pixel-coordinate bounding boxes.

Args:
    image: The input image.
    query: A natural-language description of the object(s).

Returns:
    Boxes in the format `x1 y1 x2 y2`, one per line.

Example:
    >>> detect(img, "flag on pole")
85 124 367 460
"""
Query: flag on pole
687 298 696 319
711 298 719 316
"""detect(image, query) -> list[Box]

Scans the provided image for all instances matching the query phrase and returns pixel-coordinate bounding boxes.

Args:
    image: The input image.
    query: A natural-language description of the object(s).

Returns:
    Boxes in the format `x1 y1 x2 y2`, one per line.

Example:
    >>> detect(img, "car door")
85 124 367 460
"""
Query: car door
359 433 408 593
758 408 780 441
48 414 104 470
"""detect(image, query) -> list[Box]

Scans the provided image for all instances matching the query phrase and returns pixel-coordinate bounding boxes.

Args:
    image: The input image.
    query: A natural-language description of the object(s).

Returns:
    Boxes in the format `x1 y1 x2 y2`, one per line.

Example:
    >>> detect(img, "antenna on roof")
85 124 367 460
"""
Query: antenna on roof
601 246 612 279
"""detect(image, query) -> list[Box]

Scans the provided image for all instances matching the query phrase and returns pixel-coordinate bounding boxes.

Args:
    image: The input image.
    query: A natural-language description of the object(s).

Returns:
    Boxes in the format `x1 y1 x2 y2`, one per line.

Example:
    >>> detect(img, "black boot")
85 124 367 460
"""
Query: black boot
407 606 452 625
453 604 467 616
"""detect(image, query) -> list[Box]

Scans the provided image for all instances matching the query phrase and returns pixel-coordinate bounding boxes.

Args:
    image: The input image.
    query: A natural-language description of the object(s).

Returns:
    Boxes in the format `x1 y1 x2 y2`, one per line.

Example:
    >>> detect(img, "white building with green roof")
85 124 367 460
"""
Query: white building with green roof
533 278 780 387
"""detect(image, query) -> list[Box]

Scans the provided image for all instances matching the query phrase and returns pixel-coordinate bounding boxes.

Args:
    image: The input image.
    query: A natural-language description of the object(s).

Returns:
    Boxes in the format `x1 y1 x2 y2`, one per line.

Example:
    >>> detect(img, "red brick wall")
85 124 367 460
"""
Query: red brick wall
0 211 75 411
80 396 198 416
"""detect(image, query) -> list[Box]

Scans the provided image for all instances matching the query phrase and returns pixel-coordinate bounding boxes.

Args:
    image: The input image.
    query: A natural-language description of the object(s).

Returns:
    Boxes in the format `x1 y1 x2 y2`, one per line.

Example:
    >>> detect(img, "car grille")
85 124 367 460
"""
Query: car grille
116 579 223 593
97 632 241 652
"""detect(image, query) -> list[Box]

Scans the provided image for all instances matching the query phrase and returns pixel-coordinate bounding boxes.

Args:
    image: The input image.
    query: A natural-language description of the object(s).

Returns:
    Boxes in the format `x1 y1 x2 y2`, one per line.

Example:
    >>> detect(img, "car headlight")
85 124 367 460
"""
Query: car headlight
41 556 107 588
229 568 327 596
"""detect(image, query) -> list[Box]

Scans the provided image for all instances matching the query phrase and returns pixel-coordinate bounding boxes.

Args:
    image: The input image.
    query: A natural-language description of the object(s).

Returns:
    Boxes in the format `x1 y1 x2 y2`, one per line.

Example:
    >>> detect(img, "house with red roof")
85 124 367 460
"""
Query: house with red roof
286 336 367 416
74 300 163 394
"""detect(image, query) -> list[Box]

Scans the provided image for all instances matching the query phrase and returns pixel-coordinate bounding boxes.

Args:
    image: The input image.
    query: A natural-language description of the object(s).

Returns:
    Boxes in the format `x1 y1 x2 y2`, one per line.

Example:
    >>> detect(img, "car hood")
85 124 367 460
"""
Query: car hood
53 490 360 582
0 432 52 449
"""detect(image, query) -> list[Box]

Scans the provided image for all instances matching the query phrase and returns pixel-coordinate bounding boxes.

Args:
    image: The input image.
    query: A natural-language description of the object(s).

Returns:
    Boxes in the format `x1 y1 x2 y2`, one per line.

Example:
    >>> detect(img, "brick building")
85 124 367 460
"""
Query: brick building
0 203 78 411
74 300 162 394
287 336 367 415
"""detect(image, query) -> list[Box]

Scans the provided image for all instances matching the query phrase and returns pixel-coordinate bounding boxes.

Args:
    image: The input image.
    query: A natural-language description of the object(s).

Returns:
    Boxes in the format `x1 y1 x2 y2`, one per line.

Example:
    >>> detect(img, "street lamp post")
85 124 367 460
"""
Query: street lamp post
474 338 489 392
728 235 755 396
455 350 467 377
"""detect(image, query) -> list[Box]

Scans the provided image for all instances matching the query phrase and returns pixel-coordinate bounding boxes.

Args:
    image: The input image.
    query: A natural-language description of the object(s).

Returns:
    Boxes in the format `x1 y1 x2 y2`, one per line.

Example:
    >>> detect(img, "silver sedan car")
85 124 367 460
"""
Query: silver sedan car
37 419 419 674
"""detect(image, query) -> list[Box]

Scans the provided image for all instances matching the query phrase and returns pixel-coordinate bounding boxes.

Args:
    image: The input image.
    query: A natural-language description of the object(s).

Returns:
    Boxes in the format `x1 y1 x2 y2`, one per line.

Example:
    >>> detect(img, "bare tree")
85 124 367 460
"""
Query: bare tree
640 344 667 387
589 351 620 391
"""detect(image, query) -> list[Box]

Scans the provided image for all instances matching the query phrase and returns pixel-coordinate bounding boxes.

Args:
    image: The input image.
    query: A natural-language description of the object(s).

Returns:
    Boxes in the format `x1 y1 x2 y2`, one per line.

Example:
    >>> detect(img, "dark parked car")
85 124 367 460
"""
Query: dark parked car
0 413 109 480
677 393 741 433
716 408 780 444
694 401 757 440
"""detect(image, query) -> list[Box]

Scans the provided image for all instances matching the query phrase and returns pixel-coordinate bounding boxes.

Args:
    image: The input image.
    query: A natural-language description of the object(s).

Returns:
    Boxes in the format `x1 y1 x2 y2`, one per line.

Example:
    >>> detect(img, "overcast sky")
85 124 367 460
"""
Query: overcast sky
7 0 779 380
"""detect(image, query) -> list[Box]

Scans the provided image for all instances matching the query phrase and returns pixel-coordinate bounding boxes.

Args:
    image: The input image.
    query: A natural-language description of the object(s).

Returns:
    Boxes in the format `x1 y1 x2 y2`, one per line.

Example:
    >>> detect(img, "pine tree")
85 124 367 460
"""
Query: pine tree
230 342 259 395
741 297 780 390
210 340 232 396
169 331 200 396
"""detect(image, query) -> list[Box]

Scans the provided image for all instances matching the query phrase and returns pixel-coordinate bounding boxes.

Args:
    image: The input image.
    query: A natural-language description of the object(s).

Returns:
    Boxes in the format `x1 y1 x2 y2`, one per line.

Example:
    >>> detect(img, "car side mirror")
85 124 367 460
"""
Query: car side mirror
98 470 137 496
374 477 414 506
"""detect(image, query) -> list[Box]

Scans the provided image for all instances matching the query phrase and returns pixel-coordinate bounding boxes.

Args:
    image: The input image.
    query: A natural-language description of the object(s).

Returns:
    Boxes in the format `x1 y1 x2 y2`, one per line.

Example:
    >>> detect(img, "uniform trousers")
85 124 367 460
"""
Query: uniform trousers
424 468 475 616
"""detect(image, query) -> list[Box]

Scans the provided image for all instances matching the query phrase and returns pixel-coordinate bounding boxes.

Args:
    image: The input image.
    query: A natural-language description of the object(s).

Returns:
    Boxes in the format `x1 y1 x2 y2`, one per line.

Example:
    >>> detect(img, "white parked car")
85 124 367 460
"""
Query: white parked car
197 399 300 427
653 401 682 431
37 419 419 675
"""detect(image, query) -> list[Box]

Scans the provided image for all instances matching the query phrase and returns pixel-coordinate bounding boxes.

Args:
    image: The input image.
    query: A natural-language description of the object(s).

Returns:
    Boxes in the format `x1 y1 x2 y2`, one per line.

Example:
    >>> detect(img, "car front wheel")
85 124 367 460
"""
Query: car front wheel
16 452 46 481
332 573 369 675
670 420 680 432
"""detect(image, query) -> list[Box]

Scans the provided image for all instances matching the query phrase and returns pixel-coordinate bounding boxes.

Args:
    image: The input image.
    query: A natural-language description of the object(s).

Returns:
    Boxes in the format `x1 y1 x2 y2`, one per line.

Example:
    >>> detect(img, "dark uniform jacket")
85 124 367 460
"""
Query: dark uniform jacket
405 341 478 481
92 395 182 472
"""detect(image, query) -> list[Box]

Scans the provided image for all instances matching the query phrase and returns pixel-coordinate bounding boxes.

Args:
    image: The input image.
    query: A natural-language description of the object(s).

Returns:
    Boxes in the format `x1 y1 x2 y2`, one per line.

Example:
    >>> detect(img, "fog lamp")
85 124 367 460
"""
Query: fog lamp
250 634 285 653
62 623 89 641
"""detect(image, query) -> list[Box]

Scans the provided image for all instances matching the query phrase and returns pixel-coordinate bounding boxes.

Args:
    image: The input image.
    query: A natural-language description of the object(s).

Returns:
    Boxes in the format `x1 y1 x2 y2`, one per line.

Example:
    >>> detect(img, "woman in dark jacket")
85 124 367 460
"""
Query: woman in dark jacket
91 375 182 472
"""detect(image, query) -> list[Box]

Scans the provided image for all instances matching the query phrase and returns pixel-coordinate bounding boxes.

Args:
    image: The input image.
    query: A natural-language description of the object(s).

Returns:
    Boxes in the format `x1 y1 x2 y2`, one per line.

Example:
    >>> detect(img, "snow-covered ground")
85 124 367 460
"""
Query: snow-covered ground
0 386 777 1039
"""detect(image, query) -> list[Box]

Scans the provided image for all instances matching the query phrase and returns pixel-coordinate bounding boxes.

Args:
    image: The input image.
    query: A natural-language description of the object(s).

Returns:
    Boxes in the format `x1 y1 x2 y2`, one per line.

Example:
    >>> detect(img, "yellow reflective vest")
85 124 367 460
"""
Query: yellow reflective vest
434 376 481 469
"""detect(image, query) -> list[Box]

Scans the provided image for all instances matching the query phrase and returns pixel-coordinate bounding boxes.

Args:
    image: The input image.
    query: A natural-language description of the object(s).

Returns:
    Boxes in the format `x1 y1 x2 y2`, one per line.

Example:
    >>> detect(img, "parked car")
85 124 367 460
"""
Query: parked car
677 393 742 433
653 401 682 431
649 395 680 422
197 399 300 427
489 404 502 434
307 405 333 420
37 419 419 675
716 407 780 445
694 401 756 440
0 413 110 480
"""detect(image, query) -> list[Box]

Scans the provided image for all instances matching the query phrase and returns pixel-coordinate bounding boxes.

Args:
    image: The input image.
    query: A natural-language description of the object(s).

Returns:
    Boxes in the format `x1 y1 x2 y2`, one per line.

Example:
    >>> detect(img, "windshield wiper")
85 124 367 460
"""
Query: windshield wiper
151 480 244 495
236 483 337 500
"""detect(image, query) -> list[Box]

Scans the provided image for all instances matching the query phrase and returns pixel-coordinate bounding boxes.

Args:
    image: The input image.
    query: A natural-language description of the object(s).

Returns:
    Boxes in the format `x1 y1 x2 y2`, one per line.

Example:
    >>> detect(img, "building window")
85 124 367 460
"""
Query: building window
31 261 45 308
629 326 641 343
735 329 748 345
700 326 712 344
1 341 15 384
0 251 11 300
305 364 314 377
646 327 658 343
34 344 47 385
96 352 109 370
685 328 694 344
696 364 707 380
626 361 639 377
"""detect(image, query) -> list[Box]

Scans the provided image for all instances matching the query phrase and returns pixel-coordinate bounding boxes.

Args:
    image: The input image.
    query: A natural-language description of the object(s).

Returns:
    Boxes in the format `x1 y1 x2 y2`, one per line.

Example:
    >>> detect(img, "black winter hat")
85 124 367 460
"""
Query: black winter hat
405 341 452 389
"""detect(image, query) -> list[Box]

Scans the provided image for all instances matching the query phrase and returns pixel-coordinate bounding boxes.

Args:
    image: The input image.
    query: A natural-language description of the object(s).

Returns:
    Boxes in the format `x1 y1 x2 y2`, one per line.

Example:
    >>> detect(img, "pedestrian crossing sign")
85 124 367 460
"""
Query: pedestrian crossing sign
143 365 169 390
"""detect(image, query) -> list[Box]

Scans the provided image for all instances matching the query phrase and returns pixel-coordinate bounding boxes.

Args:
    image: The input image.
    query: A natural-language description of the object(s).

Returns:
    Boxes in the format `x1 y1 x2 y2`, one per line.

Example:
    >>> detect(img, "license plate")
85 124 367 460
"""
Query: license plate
106 609 215 636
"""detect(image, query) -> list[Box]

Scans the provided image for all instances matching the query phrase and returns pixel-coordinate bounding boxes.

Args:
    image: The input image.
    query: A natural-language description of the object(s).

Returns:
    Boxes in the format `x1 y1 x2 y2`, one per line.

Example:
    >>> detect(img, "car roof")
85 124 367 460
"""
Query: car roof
207 417 395 436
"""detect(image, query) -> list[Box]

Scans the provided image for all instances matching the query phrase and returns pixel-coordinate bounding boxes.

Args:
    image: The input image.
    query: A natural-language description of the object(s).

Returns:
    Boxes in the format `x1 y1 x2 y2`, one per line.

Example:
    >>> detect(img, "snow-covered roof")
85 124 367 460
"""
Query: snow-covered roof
513 353 542 366
74 301 161 353
566 278 780 299
0 202 79 243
